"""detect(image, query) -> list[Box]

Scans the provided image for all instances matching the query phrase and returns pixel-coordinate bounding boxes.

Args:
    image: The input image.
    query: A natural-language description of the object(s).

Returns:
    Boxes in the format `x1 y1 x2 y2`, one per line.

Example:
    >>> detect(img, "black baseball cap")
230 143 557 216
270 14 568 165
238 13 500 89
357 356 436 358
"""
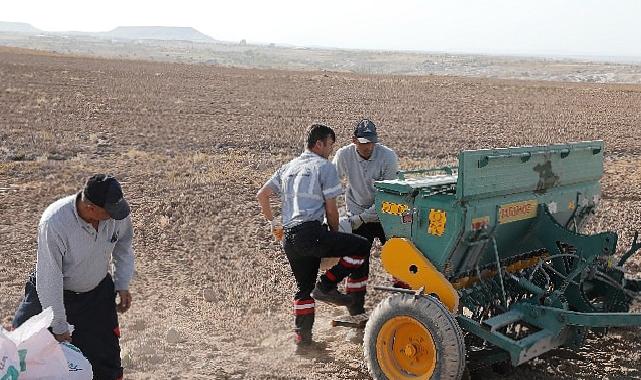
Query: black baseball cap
83 174 130 220
354 119 379 143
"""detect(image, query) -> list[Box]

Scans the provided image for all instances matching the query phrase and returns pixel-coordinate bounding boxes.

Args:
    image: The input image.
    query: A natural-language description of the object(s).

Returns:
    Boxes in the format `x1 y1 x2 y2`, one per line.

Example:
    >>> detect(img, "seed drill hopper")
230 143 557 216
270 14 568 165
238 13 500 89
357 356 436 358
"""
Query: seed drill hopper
364 141 641 380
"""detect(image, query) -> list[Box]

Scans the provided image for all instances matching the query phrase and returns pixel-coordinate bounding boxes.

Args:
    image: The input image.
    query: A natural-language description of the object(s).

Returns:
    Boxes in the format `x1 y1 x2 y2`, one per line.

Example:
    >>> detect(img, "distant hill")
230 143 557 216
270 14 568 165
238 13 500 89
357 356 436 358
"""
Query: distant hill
102 26 214 42
0 21 41 34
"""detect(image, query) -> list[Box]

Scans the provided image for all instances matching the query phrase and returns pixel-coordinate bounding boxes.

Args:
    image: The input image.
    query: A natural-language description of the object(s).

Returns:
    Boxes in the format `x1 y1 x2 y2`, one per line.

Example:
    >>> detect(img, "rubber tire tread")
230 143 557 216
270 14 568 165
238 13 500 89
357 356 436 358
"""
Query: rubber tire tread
364 293 466 380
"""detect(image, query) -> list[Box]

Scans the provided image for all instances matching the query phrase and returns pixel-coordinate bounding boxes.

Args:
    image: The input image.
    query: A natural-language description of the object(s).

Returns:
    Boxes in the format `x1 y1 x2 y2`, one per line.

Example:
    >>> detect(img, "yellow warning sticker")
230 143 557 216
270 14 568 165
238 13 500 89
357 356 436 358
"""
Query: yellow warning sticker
381 201 410 216
498 199 538 224
428 209 447 236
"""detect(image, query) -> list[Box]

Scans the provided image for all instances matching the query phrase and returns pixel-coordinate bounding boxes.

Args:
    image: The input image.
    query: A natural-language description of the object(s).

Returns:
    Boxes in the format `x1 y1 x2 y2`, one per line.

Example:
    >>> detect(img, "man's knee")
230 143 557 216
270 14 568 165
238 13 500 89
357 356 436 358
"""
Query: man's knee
354 234 371 256
12 300 42 329
13 277 42 329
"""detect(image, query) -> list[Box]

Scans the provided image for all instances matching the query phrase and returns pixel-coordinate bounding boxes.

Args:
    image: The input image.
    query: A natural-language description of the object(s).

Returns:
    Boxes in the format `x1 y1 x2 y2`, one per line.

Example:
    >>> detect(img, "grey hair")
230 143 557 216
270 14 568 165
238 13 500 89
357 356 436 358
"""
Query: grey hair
80 191 97 207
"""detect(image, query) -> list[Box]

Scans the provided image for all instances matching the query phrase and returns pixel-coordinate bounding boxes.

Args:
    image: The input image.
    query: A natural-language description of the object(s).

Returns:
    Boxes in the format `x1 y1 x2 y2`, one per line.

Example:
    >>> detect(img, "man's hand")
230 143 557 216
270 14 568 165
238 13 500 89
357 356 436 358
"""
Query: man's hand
349 214 364 231
117 290 132 313
53 331 72 342
270 219 284 241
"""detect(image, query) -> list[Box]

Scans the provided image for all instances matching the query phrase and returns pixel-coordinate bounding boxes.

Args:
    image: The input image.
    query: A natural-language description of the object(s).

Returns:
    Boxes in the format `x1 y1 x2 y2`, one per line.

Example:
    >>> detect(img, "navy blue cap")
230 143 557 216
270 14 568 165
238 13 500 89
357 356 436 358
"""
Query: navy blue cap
83 174 130 220
354 119 378 143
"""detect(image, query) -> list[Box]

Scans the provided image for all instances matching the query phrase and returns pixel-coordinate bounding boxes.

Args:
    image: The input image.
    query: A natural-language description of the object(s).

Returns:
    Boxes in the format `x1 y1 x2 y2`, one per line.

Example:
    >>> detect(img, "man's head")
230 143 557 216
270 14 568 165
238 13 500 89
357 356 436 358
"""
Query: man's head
306 123 336 159
352 119 378 159
81 174 130 221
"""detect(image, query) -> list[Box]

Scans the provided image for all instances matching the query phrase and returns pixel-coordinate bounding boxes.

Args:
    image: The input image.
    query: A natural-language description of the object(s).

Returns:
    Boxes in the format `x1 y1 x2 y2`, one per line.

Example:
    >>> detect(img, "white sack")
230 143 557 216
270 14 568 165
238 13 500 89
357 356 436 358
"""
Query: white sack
60 342 92 380
4 307 70 380
0 329 20 380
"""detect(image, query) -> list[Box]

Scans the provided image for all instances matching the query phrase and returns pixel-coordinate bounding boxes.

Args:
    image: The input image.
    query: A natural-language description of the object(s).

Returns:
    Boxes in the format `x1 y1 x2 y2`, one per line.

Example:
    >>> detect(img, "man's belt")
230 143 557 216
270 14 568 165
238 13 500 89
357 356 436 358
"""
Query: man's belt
284 220 322 234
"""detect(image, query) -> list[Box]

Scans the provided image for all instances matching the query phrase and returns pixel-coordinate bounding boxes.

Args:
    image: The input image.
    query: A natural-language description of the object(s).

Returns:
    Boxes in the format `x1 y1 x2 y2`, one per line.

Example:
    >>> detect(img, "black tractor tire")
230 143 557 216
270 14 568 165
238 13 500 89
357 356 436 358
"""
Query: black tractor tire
364 293 466 380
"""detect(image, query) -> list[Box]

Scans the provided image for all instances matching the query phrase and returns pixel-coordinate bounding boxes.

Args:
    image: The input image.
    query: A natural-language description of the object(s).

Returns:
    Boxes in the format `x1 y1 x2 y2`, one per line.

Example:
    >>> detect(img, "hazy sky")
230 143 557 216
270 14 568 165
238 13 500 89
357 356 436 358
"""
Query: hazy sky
4 0 641 57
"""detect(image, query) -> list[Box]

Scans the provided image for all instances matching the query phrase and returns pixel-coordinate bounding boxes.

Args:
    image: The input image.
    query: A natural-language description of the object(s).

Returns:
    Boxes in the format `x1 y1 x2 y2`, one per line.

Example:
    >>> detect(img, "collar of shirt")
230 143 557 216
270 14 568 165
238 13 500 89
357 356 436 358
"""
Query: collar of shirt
71 192 107 235
354 144 378 162
302 149 326 161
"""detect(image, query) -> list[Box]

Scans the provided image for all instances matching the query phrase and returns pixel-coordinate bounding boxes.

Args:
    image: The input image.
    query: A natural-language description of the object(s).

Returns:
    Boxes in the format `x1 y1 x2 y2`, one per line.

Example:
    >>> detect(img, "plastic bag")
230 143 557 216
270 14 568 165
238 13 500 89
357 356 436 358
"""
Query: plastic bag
3 307 92 380
4 307 68 379
60 342 92 380
0 330 20 380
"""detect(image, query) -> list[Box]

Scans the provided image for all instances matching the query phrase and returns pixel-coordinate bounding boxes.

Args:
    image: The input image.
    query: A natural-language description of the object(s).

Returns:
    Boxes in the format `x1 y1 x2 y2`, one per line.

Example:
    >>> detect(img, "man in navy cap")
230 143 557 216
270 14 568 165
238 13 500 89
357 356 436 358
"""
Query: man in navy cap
332 119 400 316
13 174 134 380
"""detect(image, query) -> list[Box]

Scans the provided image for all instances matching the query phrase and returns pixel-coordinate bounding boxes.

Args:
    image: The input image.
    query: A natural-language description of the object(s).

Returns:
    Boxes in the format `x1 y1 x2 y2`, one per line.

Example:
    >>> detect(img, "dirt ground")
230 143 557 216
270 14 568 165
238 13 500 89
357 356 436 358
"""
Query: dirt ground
2 46 641 379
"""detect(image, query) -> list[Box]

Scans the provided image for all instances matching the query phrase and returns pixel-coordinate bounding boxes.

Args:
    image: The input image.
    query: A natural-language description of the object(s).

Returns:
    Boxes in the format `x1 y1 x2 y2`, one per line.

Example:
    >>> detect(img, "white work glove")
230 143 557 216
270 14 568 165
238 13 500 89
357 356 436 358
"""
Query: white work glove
270 219 284 241
338 216 352 233
349 214 364 231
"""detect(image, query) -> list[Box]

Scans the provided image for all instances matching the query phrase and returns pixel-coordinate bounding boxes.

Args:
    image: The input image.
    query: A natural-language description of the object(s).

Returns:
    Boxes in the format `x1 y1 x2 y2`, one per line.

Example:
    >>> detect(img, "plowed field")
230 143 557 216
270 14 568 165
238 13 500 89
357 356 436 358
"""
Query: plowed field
2 46 641 379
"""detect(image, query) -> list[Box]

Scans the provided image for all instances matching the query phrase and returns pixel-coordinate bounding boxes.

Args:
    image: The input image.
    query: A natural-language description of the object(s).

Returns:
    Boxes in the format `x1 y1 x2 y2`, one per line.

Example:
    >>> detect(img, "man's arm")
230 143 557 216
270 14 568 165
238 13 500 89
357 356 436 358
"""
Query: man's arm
357 150 400 224
112 216 135 313
331 149 345 180
256 184 275 222
257 166 283 223
325 198 339 232
383 150 400 180
257 183 284 240
35 222 70 340
358 205 380 224
112 216 134 291
321 162 343 231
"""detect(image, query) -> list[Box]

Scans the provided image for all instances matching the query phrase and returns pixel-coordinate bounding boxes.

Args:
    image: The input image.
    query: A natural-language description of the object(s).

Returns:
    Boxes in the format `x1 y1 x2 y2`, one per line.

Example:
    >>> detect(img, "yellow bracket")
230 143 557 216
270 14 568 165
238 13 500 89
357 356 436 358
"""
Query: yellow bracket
381 238 459 313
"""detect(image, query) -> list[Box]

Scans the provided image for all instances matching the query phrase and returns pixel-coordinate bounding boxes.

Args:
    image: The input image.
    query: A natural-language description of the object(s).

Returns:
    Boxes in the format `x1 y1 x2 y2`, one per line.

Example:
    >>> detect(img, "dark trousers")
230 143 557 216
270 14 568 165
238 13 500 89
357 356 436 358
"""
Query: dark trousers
351 221 387 287
353 222 387 247
347 222 387 304
283 221 370 336
13 274 123 380
353 221 408 288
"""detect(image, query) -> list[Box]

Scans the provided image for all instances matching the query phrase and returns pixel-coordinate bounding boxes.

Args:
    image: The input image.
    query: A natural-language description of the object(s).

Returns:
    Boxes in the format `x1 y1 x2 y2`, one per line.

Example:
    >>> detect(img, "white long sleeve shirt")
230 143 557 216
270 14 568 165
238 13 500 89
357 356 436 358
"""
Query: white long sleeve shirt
332 143 399 223
35 193 135 334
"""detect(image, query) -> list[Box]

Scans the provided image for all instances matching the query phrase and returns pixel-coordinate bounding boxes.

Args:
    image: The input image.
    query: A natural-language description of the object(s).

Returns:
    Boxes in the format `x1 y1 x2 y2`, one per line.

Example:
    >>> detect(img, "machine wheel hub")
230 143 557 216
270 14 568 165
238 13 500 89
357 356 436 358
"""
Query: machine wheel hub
376 316 437 379
403 343 417 358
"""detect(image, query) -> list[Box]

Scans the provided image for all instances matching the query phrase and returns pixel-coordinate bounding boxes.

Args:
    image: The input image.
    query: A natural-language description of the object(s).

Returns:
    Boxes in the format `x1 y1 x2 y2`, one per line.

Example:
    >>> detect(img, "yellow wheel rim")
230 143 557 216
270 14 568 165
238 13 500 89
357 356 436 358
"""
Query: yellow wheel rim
376 316 437 379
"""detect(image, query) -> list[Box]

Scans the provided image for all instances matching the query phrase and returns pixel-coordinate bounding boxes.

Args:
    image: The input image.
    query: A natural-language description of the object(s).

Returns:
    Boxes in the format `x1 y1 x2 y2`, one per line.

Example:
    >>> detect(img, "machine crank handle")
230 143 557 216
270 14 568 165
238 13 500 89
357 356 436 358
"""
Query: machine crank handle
617 231 641 267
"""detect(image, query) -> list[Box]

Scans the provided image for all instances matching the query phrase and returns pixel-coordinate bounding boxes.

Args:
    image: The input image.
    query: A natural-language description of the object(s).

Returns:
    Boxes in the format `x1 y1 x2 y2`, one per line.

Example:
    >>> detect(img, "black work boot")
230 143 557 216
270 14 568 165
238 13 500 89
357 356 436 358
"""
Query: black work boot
295 329 313 346
295 329 313 354
312 281 352 307
347 291 366 316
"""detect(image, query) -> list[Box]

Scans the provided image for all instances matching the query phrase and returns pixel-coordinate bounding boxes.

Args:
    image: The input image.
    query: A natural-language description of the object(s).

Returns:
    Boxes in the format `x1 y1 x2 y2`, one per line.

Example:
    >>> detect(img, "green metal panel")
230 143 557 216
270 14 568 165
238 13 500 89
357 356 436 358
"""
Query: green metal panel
375 169 457 247
457 141 604 201
376 192 415 239
410 194 463 271
375 141 604 276
450 180 601 275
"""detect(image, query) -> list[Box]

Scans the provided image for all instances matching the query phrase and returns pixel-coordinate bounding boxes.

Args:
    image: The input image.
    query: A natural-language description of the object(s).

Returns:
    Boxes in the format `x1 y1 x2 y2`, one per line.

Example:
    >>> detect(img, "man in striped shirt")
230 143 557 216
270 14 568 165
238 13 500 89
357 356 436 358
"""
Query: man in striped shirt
12 174 134 380
257 124 370 349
